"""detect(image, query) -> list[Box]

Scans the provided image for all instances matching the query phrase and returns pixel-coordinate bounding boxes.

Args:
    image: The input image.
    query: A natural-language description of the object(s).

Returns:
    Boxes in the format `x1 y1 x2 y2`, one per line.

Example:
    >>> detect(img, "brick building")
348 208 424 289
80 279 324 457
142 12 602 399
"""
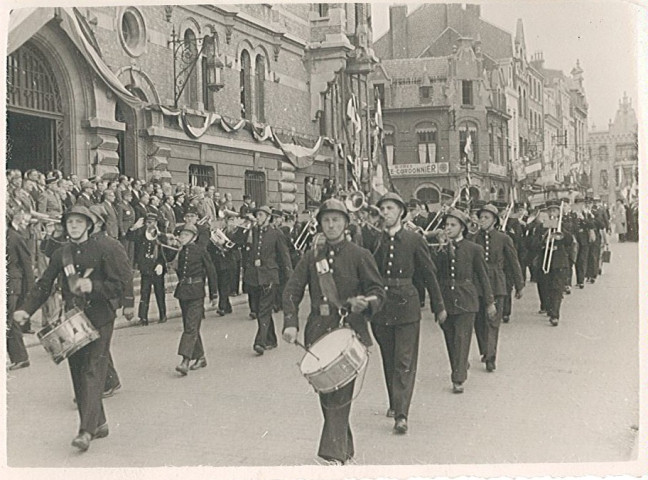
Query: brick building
589 93 638 205
372 4 590 206
6 4 377 211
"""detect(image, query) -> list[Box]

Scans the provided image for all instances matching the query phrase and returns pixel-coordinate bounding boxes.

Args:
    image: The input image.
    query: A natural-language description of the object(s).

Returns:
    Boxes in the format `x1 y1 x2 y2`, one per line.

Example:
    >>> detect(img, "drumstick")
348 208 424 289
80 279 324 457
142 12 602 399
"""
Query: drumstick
294 340 320 361
82 268 94 278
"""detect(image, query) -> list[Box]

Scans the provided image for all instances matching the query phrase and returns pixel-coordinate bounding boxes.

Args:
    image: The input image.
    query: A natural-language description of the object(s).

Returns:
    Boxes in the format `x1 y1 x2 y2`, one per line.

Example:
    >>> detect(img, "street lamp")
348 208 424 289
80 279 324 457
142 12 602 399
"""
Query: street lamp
168 25 224 108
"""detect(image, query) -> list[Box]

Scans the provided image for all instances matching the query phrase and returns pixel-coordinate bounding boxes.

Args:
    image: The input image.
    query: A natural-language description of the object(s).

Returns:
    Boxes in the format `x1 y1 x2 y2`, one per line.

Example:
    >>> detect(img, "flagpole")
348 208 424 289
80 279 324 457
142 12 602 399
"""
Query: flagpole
365 76 373 199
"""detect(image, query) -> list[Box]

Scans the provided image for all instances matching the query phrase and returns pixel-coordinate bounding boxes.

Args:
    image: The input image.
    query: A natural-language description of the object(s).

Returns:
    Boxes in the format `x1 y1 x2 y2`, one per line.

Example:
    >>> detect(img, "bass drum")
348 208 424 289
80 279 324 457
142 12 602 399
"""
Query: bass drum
299 328 368 394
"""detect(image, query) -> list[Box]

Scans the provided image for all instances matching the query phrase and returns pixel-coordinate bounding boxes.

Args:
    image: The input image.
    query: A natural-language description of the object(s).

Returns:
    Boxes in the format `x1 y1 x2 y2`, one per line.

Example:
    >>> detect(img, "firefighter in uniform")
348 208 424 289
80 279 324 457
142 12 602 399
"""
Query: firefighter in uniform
282 198 385 465
244 205 293 355
573 198 591 289
14 206 132 451
206 214 238 316
6 210 35 370
432 208 495 393
371 193 447 434
127 213 169 325
502 203 527 322
473 204 524 372
166 224 218 375
532 200 574 326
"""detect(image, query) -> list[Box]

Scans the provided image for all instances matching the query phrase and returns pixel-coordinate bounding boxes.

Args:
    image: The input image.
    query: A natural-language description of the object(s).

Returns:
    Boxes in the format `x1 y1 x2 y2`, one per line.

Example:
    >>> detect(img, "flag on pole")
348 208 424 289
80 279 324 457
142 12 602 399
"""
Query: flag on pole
464 134 473 161
370 97 398 199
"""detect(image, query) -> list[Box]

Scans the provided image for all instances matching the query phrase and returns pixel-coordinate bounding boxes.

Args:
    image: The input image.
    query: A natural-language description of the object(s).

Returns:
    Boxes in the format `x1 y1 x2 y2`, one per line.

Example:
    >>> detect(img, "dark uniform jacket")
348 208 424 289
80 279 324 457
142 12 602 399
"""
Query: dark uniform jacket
37 188 64 217
91 232 135 309
75 193 94 208
159 203 177 233
530 227 574 270
116 199 135 239
504 218 527 263
166 242 218 301
173 203 185 225
473 229 524 296
243 225 292 287
361 224 381 254
283 239 386 347
134 202 148 222
7 227 34 299
127 227 170 276
432 238 494 315
22 236 131 329
372 228 445 325
173 223 210 250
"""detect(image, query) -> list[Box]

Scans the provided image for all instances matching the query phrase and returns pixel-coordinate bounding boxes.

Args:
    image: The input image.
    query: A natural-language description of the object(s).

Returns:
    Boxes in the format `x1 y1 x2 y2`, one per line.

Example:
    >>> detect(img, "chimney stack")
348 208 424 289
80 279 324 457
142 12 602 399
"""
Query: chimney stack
389 5 409 59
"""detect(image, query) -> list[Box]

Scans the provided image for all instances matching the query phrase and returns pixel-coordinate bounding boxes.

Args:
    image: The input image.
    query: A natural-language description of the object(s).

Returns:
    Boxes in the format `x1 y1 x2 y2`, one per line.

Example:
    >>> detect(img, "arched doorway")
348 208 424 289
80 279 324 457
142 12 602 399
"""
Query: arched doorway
6 42 65 173
416 186 440 204
115 87 147 178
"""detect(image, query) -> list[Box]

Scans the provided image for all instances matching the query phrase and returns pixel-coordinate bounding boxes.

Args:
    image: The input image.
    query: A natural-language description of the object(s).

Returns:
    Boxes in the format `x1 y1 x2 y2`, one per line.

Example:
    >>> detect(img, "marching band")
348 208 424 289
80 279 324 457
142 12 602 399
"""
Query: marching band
6 167 617 463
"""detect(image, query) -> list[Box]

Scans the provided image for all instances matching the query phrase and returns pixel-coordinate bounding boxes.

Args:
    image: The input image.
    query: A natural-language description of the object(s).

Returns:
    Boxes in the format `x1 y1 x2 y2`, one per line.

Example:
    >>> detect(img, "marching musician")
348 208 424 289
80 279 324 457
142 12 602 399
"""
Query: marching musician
174 205 210 250
530 200 574 326
407 198 430 308
6 210 35 371
473 204 524 372
206 214 239 316
360 205 382 253
502 202 527 323
372 193 447 434
14 206 132 452
272 208 288 313
243 205 293 355
165 224 218 375
586 197 607 284
282 198 385 465
127 213 170 325
573 198 591 289
432 208 495 393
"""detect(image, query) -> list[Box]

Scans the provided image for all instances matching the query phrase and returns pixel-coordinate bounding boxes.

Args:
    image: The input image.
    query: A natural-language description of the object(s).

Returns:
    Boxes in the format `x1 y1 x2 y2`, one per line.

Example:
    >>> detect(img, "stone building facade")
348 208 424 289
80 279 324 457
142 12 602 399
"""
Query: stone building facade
589 93 638 205
7 4 377 211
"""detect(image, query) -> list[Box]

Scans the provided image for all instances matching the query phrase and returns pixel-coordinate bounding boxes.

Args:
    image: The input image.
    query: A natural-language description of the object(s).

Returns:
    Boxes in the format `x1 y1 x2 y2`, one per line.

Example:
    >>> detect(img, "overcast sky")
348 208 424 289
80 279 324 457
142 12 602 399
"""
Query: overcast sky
370 1 641 131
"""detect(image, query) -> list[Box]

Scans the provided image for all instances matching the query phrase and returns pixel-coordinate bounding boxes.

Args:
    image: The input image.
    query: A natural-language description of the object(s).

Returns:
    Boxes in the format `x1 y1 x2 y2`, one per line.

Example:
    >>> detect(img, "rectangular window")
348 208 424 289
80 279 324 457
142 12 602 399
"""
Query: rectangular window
384 132 395 166
462 80 473 106
189 164 215 187
318 3 329 17
419 86 431 101
245 170 266 207
375 84 385 107
201 57 211 111
417 131 437 163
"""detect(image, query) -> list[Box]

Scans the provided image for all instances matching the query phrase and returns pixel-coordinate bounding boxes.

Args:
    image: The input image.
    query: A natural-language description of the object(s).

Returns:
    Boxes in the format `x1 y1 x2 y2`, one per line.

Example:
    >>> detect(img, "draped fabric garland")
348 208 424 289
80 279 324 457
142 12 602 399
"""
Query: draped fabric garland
148 104 340 170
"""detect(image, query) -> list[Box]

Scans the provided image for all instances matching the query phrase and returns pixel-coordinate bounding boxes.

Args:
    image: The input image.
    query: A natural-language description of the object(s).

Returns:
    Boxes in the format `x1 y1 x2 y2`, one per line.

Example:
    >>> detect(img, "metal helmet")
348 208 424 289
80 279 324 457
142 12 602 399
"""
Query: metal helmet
477 203 500 225
62 206 95 234
445 207 470 233
376 192 408 219
316 198 350 224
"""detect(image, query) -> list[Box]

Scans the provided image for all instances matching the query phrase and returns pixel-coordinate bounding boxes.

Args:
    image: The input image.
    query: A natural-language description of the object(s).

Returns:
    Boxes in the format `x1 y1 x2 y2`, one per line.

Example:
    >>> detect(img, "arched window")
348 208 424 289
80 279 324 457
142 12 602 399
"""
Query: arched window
384 127 395 166
416 186 440 204
459 122 478 164
183 29 198 107
497 188 505 201
255 54 266 123
416 122 438 163
201 36 215 111
240 50 252 119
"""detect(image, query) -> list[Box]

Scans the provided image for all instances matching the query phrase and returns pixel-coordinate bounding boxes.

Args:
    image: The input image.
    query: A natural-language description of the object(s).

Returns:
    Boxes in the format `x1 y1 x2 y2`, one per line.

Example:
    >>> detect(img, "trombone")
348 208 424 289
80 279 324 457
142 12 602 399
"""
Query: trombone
499 202 514 231
423 190 463 233
541 202 564 274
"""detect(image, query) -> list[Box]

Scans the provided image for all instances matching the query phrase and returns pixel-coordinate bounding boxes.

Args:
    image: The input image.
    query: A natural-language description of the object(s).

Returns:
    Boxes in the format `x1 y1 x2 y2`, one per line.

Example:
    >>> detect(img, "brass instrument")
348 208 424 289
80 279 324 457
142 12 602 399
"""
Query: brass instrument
541 201 564 274
210 228 236 250
218 208 240 219
404 218 425 235
344 190 382 232
29 210 62 224
499 202 514 231
424 190 463 233
293 218 318 253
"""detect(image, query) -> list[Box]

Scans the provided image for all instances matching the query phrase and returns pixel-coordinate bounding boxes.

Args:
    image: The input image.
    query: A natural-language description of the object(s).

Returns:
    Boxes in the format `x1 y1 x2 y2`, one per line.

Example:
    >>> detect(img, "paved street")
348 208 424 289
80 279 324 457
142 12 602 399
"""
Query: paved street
6 242 639 468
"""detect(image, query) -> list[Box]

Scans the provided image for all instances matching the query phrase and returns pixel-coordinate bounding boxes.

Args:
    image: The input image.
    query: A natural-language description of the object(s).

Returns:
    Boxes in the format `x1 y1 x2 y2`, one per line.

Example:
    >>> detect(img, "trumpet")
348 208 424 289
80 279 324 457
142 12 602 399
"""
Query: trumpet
29 210 62 224
293 218 318 252
404 219 425 235
542 201 564 274
158 232 183 251
218 208 239 219
210 228 236 250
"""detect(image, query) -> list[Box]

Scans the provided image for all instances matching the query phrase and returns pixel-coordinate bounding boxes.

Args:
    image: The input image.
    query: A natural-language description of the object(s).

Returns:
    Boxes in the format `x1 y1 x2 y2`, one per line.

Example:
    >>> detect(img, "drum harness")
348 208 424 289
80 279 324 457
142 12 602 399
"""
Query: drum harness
59 244 95 324
294 251 372 408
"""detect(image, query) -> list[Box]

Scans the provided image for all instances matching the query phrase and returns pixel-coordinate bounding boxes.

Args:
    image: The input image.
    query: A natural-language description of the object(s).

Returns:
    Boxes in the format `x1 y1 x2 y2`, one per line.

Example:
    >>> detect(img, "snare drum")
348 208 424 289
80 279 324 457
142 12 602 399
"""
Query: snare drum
299 328 368 394
37 308 100 364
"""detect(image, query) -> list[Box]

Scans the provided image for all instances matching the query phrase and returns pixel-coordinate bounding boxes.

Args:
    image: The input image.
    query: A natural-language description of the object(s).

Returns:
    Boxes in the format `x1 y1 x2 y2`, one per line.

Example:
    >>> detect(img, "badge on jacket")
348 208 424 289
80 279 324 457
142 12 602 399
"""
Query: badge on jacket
254 259 261 267
316 259 330 274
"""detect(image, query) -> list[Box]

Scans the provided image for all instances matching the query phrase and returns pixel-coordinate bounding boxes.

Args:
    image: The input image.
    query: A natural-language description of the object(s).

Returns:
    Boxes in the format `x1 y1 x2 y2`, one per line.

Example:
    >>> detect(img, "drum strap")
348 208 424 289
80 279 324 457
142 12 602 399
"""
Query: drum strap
315 251 347 326
61 244 80 290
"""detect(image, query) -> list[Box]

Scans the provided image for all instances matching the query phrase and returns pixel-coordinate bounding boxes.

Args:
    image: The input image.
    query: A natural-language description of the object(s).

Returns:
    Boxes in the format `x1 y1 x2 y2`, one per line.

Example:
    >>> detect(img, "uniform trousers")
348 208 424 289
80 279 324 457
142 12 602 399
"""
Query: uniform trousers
587 242 601 279
318 379 355 463
474 296 505 362
178 299 205 360
68 322 114 434
248 284 278 348
440 313 475 384
138 274 166 321
370 321 420 420
104 353 120 391
542 267 567 319
536 265 549 311
503 275 513 319
575 243 589 285
247 284 259 315
6 295 28 364
231 258 241 294
216 269 233 312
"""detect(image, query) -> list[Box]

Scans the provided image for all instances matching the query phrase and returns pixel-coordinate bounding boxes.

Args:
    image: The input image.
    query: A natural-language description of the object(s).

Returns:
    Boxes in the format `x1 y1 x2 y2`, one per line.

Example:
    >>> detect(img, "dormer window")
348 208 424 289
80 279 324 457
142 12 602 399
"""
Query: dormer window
462 80 473 106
